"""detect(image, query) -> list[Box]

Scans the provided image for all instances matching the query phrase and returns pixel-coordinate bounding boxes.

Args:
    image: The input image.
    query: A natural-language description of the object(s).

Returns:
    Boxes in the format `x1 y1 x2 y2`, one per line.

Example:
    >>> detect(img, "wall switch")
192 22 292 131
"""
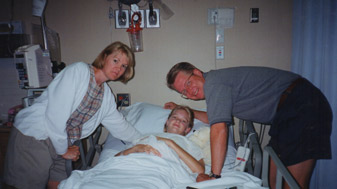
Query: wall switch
117 93 130 107
216 46 224 59
250 8 259 23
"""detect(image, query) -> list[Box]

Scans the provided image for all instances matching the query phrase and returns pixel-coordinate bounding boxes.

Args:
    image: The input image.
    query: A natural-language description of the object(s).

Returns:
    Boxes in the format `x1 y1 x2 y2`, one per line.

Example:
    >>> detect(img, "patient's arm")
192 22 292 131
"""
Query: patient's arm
115 144 161 157
156 137 205 174
164 102 209 123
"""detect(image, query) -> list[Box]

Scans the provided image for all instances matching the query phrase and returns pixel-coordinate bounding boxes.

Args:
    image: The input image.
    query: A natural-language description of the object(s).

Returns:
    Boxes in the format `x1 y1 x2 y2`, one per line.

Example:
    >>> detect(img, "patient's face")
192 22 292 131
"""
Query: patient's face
165 109 191 136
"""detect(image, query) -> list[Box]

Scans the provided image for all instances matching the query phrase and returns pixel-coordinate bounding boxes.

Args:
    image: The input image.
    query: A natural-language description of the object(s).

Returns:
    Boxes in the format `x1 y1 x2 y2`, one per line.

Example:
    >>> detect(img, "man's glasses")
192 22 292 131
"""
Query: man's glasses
181 73 193 99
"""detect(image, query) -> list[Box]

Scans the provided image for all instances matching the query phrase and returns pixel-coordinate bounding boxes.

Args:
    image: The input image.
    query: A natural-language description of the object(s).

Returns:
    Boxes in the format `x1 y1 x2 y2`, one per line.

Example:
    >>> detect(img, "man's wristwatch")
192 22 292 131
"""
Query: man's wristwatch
209 171 221 179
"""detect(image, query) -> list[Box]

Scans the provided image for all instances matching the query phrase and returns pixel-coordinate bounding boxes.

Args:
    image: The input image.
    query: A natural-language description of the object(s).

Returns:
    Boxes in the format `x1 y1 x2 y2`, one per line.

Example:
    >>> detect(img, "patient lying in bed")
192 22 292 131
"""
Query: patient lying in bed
59 105 205 188
59 103 264 189
115 105 205 174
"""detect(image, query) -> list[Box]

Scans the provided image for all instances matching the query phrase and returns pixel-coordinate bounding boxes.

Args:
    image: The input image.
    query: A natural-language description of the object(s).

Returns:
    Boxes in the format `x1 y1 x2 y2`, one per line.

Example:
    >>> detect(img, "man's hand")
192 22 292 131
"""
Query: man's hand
196 173 214 182
164 102 178 110
62 145 80 161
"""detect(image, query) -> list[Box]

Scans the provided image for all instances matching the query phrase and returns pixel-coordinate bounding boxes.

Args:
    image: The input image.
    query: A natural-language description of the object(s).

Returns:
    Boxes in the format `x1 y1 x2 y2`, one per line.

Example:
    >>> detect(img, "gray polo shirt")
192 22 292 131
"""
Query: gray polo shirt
203 66 300 126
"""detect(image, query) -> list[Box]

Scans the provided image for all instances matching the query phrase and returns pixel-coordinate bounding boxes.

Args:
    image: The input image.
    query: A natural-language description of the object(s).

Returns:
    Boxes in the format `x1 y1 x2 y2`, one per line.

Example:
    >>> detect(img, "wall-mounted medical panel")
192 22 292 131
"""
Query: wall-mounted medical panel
115 10 129 29
130 10 145 28
146 9 160 28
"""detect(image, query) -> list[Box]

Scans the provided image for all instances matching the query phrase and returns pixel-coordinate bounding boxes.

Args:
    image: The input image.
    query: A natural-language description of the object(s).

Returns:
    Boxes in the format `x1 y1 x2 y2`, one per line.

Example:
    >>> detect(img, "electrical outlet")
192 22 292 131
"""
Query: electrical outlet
216 46 224 59
250 8 259 23
117 93 130 107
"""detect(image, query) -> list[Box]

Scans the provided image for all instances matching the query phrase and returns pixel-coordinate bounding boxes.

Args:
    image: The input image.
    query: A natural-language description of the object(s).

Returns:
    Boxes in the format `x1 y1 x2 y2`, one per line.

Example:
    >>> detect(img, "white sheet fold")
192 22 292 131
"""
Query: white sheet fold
59 134 264 189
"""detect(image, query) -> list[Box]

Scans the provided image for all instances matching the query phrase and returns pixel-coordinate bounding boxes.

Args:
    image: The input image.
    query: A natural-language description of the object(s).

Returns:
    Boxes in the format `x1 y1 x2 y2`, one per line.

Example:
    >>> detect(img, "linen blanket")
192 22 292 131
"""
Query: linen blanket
59 134 264 189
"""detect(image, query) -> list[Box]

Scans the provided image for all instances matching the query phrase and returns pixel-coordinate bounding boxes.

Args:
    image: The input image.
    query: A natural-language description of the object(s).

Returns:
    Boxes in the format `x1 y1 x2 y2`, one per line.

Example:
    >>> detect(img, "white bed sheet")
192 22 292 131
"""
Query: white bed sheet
99 102 237 171
60 134 264 189
59 103 265 188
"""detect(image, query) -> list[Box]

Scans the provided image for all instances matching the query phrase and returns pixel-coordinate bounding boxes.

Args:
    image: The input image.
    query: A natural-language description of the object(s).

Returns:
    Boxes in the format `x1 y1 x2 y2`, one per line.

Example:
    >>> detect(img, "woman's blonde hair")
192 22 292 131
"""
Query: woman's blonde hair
92 41 135 83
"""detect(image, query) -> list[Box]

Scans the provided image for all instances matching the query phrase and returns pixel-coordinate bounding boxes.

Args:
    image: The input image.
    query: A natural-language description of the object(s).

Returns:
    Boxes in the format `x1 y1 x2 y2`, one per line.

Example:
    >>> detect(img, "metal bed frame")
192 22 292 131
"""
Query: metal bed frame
238 119 299 189
65 102 126 176
65 118 299 188
238 119 263 178
65 125 103 177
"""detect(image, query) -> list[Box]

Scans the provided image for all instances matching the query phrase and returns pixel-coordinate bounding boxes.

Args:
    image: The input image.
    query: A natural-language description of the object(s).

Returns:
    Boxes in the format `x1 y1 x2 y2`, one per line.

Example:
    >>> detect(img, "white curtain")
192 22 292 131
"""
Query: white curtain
291 0 337 188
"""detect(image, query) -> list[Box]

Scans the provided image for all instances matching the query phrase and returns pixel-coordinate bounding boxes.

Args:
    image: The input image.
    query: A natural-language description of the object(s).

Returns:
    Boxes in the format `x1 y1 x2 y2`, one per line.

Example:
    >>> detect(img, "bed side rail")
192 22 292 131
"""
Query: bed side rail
238 120 262 178
262 146 300 189
65 125 103 177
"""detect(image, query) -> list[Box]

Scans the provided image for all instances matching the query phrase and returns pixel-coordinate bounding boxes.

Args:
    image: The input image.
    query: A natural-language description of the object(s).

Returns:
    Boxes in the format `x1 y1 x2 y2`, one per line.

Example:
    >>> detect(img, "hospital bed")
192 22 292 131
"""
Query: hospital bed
63 102 299 189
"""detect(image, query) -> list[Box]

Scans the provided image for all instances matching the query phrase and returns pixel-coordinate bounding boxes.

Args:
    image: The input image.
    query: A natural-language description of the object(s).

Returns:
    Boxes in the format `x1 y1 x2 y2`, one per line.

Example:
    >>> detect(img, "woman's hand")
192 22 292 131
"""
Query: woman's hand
164 102 178 110
62 145 80 161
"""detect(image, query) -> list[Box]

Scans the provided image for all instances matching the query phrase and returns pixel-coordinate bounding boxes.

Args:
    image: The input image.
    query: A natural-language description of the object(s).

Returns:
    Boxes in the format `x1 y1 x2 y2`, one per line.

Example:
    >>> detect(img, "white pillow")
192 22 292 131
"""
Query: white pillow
121 102 171 134
121 102 206 135
109 102 236 172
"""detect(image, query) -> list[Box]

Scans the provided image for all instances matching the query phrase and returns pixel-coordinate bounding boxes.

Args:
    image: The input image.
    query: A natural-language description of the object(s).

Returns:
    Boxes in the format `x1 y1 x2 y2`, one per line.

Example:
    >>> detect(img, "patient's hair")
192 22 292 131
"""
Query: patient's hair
164 105 195 135
166 62 197 90
92 41 135 84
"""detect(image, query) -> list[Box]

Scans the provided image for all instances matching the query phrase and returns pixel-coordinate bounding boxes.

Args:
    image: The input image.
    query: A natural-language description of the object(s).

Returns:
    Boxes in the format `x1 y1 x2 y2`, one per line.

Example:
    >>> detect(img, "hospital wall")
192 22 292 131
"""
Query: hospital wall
1 0 291 148
0 0 292 110
55 0 293 110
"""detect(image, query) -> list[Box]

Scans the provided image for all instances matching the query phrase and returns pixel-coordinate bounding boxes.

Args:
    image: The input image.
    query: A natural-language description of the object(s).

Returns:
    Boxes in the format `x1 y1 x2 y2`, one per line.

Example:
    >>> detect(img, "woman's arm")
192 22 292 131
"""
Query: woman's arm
157 137 205 174
45 63 89 155
115 144 161 157
164 102 209 124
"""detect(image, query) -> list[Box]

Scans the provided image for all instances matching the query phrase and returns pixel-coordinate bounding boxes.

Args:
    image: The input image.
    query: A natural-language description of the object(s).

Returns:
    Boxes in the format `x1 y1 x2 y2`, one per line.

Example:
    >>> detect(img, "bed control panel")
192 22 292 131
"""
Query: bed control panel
234 146 250 172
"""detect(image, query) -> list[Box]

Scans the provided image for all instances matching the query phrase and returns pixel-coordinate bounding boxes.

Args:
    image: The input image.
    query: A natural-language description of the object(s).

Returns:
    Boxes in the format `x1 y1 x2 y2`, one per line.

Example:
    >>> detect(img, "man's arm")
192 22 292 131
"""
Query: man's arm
210 122 228 174
196 122 228 182
192 109 209 124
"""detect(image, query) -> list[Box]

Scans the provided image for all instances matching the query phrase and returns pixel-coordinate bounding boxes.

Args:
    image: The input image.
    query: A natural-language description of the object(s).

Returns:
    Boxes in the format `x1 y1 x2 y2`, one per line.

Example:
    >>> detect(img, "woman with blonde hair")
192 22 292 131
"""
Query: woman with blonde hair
4 41 142 189
116 105 205 174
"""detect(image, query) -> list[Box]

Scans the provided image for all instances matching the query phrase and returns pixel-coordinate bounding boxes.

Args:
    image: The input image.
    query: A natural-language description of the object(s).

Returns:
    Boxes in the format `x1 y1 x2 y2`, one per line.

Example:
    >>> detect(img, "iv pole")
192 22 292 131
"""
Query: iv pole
32 0 48 51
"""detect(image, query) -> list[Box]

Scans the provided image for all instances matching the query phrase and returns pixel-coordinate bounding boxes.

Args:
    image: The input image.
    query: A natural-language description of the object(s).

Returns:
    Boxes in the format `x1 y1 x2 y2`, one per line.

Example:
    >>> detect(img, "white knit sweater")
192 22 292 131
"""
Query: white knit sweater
14 62 141 155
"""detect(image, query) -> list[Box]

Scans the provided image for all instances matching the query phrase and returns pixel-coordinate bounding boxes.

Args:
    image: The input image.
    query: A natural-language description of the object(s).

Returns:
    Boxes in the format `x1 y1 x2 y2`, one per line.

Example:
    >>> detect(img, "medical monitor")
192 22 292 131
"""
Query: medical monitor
14 44 53 88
